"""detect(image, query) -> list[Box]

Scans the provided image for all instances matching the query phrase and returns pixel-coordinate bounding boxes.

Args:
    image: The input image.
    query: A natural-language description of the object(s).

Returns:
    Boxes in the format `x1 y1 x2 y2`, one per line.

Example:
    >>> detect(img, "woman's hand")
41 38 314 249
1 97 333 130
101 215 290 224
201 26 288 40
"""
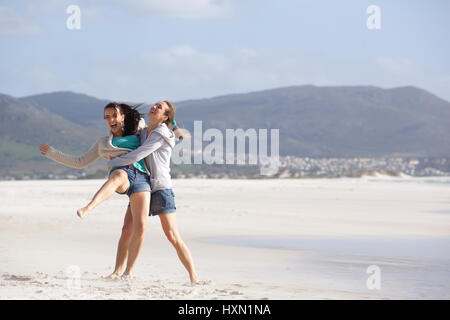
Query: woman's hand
39 144 50 155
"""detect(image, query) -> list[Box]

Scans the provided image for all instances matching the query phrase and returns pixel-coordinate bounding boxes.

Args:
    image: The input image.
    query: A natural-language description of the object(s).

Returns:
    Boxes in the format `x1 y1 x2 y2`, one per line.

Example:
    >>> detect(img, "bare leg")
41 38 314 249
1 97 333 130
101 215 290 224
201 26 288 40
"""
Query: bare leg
106 205 133 279
159 213 198 284
122 191 150 276
77 169 130 218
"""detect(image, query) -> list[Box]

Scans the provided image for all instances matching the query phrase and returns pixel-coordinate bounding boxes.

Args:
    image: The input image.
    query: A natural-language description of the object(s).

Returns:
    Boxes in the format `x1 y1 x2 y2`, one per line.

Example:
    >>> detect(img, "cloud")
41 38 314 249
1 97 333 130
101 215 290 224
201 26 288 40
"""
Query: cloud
8 45 450 104
122 47 449 102
26 67 59 92
26 0 62 15
26 0 106 21
72 45 367 101
375 56 415 76
118 0 233 19
0 6 41 35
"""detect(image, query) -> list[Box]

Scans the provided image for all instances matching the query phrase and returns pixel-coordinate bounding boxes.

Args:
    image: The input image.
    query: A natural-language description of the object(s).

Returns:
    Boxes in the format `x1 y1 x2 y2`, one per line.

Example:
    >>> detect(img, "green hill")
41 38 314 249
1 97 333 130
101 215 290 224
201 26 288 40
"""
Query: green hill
2 85 450 178
21 91 110 128
175 85 450 157
0 93 107 177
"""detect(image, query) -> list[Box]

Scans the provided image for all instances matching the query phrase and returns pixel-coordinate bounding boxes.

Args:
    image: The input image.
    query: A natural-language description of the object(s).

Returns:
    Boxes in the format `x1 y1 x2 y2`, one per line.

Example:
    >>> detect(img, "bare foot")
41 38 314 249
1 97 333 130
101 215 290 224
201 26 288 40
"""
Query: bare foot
120 274 134 281
104 272 121 280
77 206 92 219
190 275 199 285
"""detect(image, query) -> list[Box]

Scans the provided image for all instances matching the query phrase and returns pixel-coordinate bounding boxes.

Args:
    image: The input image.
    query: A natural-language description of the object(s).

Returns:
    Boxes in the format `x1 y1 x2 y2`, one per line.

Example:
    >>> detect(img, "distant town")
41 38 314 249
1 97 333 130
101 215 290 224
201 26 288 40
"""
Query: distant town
169 156 450 179
3 157 449 180
271 156 449 178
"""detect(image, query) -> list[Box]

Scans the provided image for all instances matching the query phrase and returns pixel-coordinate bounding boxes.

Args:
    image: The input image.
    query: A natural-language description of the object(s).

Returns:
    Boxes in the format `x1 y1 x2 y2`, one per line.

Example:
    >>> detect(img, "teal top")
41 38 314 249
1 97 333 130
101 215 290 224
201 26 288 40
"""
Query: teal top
109 135 147 175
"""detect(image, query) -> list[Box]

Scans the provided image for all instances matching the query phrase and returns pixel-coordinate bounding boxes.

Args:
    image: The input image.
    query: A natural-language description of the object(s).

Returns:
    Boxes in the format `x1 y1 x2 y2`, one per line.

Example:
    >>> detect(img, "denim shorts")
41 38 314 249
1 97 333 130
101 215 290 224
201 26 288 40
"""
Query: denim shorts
111 165 151 197
149 189 176 216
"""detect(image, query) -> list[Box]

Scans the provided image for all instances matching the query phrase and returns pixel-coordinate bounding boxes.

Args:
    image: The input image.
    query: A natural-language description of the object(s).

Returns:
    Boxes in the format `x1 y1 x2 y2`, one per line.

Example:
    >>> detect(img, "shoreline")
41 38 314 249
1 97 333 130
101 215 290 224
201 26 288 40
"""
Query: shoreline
2 174 450 181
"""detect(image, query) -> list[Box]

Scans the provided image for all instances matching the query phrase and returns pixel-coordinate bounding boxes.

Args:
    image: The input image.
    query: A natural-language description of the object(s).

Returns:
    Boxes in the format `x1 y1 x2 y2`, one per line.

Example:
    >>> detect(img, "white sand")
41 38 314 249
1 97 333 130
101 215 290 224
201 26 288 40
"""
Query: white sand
0 177 449 300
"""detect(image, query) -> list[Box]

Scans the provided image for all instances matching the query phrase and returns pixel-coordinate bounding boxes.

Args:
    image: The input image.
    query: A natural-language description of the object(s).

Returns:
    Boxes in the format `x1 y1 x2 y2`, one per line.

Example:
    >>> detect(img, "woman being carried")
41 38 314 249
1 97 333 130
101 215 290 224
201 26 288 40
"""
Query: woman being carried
39 102 151 278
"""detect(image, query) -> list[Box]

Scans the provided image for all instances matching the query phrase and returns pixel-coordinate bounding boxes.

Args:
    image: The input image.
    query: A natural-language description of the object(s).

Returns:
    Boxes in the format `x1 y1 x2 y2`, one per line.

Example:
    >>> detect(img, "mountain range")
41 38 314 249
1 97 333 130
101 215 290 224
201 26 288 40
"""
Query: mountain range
175 85 450 157
1 85 449 177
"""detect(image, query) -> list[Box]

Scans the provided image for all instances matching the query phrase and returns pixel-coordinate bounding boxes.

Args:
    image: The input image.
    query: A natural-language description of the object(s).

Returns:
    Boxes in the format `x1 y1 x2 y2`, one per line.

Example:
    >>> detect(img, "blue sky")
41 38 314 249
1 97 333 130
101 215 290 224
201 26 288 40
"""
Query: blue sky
1 0 449 102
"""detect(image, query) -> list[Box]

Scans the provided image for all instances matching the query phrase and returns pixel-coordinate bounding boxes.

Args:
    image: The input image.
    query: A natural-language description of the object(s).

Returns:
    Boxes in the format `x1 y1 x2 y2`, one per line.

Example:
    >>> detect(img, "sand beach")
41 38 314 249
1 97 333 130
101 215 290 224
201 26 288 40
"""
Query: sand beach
0 177 449 299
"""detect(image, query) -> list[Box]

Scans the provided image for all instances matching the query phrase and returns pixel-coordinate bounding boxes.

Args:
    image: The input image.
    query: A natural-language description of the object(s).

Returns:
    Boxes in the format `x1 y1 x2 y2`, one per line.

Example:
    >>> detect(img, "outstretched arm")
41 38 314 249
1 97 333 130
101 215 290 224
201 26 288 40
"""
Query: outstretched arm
40 139 101 169
107 133 164 167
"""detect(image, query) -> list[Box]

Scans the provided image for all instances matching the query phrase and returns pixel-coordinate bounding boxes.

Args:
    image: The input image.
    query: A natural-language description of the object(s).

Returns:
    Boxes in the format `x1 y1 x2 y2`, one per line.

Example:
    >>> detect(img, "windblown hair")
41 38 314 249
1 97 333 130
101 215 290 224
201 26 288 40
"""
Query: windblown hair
104 102 144 136
162 100 175 127
161 100 189 140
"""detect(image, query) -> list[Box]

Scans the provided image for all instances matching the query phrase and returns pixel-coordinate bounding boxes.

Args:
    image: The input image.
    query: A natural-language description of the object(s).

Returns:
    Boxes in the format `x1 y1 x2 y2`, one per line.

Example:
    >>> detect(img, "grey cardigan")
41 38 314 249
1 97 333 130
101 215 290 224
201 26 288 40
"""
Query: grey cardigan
44 119 147 169
44 134 136 169
107 123 175 192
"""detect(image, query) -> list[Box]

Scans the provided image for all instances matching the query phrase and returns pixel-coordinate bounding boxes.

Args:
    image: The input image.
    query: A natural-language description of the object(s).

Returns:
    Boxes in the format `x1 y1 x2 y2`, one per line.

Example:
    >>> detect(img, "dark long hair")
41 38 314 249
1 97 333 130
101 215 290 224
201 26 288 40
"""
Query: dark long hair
104 102 143 136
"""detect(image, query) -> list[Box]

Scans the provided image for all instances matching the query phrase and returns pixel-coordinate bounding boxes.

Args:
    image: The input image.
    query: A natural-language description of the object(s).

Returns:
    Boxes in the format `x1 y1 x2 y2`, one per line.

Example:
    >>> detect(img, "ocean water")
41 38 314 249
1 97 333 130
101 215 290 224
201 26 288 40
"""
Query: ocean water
200 236 450 299
201 236 450 261
364 176 450 185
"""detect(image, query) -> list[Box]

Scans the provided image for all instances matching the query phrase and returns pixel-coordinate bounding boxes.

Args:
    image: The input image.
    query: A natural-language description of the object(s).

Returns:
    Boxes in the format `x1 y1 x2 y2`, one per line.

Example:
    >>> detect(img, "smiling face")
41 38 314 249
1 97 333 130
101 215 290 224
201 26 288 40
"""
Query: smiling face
147 101 169 124
104 106 125 137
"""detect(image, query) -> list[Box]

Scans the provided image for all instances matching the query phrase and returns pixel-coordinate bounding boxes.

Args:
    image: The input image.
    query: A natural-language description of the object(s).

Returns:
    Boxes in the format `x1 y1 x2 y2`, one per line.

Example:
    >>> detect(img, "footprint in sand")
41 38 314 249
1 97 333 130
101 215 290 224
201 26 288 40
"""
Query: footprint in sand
215 288 244 296
4 274 33 281
215 288 231 295
186 279 215 287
